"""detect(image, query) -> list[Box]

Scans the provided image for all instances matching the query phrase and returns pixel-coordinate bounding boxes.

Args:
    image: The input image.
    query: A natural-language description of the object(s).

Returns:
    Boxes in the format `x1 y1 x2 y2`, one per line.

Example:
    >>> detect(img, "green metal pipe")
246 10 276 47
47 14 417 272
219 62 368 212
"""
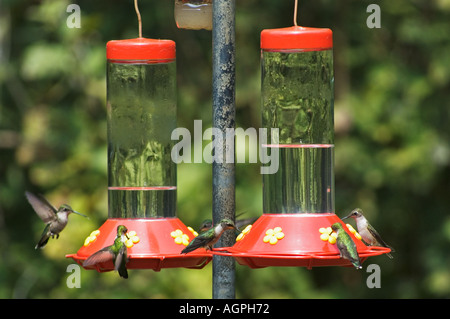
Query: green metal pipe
212 0 236 299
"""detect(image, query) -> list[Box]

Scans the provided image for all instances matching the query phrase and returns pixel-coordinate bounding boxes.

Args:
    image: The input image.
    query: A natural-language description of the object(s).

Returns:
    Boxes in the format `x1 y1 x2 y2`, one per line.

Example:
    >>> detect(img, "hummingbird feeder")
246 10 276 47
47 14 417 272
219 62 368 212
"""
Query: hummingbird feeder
226 24 391 269
67 4 212 272
65 1 393 283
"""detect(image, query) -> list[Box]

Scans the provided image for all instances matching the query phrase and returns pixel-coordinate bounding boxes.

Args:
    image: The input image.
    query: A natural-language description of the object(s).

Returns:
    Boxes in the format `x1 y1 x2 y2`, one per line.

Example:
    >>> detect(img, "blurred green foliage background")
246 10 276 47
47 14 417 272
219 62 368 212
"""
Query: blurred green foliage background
0 0 449 298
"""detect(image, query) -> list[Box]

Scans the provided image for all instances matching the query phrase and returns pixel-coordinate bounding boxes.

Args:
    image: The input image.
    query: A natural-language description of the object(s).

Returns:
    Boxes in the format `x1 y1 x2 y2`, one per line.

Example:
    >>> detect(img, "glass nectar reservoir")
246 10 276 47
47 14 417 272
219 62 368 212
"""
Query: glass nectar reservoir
106 38 177 218
261 27 334 214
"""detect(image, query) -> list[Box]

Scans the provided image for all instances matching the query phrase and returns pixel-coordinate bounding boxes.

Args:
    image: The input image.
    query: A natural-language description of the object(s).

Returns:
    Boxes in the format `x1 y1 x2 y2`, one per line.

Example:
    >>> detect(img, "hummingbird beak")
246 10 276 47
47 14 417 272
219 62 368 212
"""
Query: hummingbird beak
341 214 351 221
73 210 89 219
232 224 243 236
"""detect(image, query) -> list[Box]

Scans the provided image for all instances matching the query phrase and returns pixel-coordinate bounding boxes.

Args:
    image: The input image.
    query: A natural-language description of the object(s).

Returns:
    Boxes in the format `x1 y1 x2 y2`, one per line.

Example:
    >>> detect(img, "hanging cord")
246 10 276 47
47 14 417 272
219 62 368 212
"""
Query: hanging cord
294 0 298 27
134 0 142 38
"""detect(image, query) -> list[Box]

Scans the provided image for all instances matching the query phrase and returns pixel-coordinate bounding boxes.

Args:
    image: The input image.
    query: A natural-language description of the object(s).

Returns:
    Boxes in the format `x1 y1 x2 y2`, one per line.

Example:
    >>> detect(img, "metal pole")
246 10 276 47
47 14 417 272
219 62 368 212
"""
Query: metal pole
212 0 236 299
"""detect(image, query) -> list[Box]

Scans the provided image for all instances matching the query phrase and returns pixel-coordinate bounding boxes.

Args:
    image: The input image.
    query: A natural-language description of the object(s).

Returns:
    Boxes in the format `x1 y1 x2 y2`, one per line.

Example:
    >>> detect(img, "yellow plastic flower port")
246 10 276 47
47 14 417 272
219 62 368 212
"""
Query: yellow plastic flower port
263 226 285 245
328 232 337 244
125 230 140 248
187 226 199 237
319 223 362 245
171 229 190 246
319 227 337 245
83 230 100 247
345 223 362 240
236 225 252 242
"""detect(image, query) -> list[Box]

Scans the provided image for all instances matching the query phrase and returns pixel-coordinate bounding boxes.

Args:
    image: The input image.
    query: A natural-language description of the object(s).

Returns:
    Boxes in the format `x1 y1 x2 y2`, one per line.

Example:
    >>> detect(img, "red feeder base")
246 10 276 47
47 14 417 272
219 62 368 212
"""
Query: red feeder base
66 218 212 272
225 213 391 269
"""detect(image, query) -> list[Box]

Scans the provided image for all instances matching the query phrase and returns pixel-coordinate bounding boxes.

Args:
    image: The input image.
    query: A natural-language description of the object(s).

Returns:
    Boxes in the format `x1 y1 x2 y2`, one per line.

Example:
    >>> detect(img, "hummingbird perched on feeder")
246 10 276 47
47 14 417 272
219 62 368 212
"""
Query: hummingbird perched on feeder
182 218 238 254
83 225 129 279
342 208 395 259
331 223 362 270
25 191 88 249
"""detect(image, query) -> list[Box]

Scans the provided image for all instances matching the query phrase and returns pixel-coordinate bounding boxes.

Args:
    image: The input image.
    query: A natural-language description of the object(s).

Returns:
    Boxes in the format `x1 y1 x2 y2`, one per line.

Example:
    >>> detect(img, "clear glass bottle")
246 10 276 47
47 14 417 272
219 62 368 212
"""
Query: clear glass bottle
261 26 335 214
174 0 212 30
106 38 177 218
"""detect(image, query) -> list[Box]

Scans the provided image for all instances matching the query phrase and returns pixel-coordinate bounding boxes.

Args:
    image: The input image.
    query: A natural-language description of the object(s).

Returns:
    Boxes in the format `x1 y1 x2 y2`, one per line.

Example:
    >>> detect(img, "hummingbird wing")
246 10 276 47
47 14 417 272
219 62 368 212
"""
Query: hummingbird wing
181 229 214 254
337 233 361 269
83 247 114 268
114 245 128 279
367 225 395 252
25 191 57 223
35 224 51 249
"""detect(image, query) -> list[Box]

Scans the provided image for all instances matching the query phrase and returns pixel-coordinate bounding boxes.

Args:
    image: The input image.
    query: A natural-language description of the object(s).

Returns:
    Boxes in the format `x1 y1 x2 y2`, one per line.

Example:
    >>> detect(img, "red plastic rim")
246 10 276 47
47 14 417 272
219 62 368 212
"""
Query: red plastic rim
66 214 391 272
66 218 212 272
261 26 332 51
106 38 176 61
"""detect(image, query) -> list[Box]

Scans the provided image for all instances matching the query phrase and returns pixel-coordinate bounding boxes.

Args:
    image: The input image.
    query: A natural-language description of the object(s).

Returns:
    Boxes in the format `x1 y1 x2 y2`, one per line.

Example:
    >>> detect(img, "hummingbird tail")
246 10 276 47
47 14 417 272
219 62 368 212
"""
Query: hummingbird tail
35 236 50 249
180 247 193 254
181 244 202 254
119 268 128 279
353 262 363 270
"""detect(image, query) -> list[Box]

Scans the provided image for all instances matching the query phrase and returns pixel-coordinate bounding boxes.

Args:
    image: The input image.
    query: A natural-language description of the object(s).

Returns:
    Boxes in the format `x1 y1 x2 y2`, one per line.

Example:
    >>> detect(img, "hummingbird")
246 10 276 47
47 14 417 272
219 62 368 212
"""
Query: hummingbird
182 218 237 254
235 217 258 230
25 191 88 249
83 225 129 279
342 208 394 258
198 219 213 233
197 215 257 234
331 222 362 270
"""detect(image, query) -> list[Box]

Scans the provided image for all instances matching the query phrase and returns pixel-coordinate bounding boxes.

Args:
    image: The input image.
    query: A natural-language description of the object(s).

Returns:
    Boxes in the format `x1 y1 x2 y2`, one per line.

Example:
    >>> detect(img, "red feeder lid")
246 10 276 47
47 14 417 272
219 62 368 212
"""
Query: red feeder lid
261 26 332 50
106 37 176 61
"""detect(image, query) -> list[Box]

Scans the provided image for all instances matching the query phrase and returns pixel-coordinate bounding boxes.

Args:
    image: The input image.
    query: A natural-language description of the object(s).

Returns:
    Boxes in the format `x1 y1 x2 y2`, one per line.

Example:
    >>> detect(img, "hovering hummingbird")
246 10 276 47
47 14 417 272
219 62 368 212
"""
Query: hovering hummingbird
83 225 129 279
331 222 362 270
342 208 394 258
182 218 237 254
25 191 88 249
